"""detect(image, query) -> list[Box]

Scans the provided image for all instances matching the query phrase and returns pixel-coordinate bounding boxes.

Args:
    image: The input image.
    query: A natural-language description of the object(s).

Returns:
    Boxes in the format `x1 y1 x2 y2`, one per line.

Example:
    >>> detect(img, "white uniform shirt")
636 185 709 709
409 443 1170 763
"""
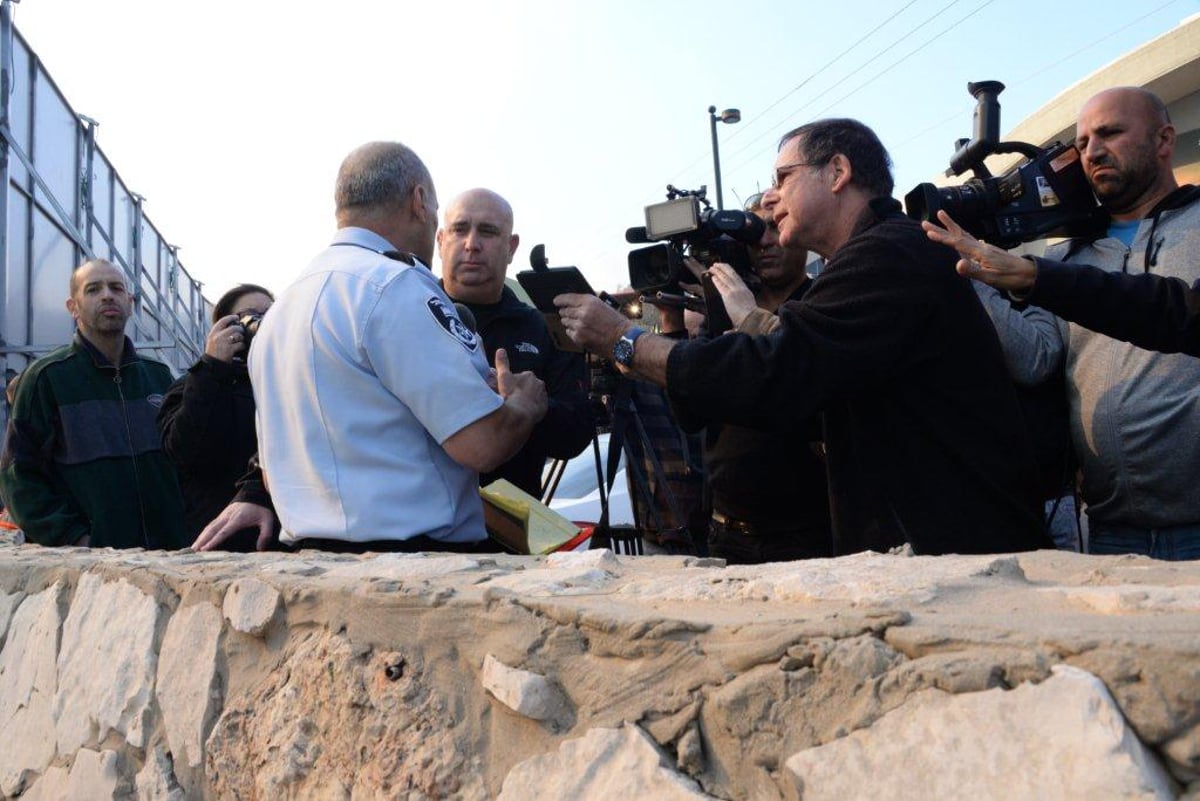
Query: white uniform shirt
250 227 503 544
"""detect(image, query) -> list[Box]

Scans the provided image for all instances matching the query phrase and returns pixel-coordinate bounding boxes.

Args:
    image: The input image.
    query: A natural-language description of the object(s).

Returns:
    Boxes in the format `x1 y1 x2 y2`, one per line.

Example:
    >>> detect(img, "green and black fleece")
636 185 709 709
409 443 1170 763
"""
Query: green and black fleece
0 332 185 549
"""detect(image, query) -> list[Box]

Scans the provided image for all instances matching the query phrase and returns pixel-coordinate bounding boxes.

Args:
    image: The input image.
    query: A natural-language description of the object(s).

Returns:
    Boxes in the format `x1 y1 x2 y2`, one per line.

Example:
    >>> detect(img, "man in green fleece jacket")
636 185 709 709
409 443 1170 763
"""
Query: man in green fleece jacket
0 259 185 549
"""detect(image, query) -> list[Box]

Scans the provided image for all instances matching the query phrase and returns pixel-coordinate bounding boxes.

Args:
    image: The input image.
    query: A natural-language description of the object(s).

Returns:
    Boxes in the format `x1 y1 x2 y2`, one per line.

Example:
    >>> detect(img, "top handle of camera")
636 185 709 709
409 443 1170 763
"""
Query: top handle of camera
946 81 1049 180
946 81 1005 178
529 243 549 273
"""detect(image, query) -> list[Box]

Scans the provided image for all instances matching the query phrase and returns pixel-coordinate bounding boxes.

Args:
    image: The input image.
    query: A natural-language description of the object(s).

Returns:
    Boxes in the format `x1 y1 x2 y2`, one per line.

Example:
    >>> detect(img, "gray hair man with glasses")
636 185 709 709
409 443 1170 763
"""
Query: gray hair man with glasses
555 118 1048 557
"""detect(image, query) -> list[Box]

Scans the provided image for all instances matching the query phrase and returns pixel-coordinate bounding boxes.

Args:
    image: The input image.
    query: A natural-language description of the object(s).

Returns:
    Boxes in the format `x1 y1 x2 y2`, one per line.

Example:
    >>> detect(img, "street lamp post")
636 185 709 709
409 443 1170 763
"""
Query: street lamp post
708 105 741 210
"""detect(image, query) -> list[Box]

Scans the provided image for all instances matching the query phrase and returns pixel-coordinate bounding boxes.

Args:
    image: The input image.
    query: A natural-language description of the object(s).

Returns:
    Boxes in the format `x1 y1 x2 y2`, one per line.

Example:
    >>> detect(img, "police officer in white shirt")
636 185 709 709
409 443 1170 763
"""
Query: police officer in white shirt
243 141 546 553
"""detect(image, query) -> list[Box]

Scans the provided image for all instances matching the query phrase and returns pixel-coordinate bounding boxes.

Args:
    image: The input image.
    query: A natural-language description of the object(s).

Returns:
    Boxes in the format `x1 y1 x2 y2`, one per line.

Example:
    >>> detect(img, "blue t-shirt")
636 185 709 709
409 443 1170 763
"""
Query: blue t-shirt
1108 219 1139 248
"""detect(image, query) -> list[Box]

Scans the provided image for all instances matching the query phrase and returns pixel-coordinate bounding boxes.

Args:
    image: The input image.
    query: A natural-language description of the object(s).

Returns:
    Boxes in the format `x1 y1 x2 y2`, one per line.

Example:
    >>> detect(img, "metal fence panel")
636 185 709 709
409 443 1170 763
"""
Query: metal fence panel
1 12 210 428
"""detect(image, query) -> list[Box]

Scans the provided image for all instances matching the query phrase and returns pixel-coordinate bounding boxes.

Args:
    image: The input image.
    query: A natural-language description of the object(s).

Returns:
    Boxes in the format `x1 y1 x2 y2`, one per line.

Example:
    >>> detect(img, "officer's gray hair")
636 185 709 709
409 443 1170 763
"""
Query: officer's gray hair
335 141 431 214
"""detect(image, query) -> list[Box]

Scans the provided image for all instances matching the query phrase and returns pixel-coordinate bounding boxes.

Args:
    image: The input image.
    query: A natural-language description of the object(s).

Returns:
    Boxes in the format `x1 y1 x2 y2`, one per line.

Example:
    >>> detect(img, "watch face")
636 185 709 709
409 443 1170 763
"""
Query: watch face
614 327 644 367
614 337 634 367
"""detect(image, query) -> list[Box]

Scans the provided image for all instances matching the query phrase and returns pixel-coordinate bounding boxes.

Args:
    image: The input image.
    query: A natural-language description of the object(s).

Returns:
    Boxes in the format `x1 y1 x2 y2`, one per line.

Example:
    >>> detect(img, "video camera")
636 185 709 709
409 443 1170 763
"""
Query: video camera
904 81 1105 249
626 185 765 294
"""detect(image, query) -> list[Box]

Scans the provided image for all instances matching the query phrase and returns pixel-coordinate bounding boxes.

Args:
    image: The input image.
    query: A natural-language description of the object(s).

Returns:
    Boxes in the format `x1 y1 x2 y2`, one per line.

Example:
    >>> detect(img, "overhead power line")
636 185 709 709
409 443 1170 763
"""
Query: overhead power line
722 0 995 177
666 0 927 182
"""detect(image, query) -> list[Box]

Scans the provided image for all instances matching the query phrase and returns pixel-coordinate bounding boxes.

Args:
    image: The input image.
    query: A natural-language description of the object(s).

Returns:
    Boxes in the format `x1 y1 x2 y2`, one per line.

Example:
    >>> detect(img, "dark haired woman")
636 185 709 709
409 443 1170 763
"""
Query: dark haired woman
157 283 274 549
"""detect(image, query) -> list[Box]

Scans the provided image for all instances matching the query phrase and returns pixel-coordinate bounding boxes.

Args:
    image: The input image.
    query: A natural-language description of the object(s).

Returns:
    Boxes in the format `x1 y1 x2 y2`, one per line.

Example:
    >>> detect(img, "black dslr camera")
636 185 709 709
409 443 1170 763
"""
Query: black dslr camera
234 312 264 347
904 81 1105 249
626 185 765 294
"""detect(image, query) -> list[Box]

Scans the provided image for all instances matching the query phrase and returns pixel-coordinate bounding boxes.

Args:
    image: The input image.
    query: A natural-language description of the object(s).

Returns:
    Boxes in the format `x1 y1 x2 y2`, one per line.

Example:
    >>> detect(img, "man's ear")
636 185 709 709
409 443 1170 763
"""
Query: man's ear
412 184 433 224
65 297 78 318
507 233 520 263
1156 123 1176 161
829 153 853 193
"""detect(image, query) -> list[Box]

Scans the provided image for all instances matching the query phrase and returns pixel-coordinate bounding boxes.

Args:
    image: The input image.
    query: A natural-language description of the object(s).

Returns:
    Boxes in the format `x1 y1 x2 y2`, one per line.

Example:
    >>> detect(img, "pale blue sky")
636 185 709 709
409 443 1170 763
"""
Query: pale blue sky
13 0 1199 294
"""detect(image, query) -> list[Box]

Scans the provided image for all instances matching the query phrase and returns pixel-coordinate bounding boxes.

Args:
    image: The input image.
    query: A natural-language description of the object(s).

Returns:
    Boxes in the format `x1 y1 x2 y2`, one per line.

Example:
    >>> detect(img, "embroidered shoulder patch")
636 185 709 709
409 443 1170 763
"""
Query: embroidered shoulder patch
426 297 478 351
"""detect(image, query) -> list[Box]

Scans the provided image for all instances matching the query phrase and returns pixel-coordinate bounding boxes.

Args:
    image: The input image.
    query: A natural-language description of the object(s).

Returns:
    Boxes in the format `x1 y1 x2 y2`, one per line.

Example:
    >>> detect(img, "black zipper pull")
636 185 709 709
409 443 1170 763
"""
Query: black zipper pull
1146 237 1164 272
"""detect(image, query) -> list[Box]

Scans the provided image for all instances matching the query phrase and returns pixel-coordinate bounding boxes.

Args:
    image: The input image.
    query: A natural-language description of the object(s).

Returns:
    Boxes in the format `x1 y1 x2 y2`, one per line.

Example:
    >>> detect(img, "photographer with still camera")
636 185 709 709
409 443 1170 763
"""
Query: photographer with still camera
697 197 833 563
557 118 1048 557
157 283 276 548
921 87 1200 560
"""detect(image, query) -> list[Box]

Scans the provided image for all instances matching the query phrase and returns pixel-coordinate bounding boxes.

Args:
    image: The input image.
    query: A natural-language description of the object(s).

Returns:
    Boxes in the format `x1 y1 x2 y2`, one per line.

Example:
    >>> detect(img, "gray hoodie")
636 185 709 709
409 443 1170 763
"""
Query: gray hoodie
985 189 1200 528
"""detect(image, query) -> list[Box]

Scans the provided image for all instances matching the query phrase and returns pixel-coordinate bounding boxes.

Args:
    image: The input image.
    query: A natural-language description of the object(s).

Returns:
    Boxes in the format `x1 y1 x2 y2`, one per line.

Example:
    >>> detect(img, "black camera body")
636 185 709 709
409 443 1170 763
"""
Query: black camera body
904 81 1105 249
235 312 264 348
627 186 765 294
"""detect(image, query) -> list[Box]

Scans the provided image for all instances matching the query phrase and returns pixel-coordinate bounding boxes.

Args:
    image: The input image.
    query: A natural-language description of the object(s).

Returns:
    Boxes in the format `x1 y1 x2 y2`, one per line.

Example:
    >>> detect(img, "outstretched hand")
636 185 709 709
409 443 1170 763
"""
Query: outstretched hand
922 210 1037 292
192 501 277 551
554 293 632 355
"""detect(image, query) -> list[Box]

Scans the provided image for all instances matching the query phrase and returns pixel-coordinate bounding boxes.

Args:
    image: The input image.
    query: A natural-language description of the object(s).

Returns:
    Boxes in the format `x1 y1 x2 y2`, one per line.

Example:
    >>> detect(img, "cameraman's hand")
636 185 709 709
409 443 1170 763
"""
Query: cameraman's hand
495 347 548 422
205 315 247 363
923 210 1037 292
555 293 632 355
707 263 758 329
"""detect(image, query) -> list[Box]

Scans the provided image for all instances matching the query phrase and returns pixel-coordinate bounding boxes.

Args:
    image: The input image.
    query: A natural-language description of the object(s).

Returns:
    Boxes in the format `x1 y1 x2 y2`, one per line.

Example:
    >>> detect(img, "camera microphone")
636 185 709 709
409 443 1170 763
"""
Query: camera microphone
625 226 651 244
453 303 477 334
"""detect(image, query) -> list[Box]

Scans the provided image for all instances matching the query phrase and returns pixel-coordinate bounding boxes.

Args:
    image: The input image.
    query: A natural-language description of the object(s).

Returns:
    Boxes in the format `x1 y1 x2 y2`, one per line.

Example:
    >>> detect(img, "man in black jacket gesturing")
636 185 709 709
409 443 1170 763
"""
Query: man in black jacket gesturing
555 119 1048 557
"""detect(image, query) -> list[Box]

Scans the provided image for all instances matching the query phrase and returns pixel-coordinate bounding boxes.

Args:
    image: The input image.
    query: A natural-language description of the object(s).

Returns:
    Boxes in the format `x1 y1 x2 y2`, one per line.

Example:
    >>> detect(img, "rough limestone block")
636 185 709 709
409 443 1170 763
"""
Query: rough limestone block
546 549 621 570
0 584 64 796
624 552 1029 605
1165 724 1200 782
1050 585 1200 614
54 574 160 753
65 749 123 799
135 747 186 801
482 653 569 723
222 577 281 636
482 564 618 598
0 589 24 647
157 602 223 768
785 664 1176 801
498 724 708 800
17 765 69 801
21 749 122 801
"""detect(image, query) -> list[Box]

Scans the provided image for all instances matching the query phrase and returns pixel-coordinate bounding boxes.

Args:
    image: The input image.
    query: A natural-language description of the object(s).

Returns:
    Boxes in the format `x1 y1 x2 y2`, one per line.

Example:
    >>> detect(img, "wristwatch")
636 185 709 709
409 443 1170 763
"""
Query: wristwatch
613 326 646 368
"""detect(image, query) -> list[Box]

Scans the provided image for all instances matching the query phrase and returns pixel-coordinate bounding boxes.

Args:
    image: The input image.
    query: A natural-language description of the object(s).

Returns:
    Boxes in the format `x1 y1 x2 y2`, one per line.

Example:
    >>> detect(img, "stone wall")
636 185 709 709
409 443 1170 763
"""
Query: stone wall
0 544 1197 799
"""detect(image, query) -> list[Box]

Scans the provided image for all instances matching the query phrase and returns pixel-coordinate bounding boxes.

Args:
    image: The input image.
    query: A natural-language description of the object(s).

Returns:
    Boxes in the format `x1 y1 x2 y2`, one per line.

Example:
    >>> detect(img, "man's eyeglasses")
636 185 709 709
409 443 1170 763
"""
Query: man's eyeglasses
771 159 825 190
